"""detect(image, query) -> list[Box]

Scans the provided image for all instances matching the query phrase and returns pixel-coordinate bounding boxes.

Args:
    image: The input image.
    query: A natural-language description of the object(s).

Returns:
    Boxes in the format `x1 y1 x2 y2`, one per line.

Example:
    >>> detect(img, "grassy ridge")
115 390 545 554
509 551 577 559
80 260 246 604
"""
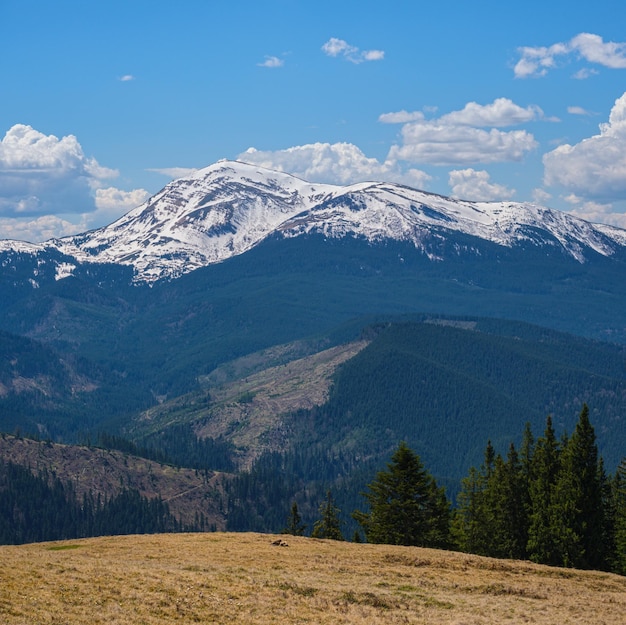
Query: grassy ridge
0 532 624 624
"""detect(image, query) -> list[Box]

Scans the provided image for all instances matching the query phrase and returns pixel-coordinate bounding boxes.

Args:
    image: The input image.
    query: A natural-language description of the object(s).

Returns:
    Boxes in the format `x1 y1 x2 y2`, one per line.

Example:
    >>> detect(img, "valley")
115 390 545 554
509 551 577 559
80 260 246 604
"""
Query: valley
1 160 625 574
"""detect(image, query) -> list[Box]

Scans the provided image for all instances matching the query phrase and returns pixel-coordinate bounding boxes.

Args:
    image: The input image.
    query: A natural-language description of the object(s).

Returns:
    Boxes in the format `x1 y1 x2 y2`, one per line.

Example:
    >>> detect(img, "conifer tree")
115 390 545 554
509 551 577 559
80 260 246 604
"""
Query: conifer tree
452 466 487 553
488 444 527 559
312 491 344 540
453 441 498 555
551 404 604 569
527 415 561 565
613 457 626 574
283 501 306 536
599 458 617 572
353 441 450 547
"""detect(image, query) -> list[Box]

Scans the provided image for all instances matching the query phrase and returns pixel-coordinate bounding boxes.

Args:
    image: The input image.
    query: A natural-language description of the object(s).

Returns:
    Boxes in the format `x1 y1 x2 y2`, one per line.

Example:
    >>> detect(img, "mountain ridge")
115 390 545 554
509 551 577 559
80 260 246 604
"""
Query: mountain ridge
2 159 626 283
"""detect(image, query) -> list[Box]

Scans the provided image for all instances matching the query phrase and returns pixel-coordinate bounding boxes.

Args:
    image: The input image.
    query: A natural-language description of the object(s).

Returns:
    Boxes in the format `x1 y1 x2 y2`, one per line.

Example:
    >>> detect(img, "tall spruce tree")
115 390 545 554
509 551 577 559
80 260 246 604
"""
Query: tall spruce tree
311 491 344 541
283 501 306 536
453 441 499 555
454 441 528 559
452 466 488 554
551 404 604 569
613 458 626 574
527 415 561 565
353 441 450 547
490 444 528 559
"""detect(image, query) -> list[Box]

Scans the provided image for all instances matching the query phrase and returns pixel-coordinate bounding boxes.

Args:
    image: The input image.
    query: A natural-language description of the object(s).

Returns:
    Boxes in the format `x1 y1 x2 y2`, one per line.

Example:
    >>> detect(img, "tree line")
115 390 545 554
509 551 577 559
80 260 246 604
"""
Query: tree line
453 404 626 573
282 405 626 575
0 460 197 545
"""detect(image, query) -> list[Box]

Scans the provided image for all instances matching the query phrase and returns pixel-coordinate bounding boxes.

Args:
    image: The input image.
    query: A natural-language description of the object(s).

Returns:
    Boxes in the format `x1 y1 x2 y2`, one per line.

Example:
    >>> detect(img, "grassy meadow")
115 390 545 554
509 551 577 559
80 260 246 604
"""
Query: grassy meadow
1 532 625 624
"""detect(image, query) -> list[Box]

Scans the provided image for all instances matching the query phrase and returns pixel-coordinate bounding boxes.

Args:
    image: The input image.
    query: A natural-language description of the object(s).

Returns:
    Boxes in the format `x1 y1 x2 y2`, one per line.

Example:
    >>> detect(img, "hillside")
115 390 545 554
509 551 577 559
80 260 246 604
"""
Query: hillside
131 339 369 469
0 436 225 528
2 161 626 446
0 532 624 624
127 319 626 486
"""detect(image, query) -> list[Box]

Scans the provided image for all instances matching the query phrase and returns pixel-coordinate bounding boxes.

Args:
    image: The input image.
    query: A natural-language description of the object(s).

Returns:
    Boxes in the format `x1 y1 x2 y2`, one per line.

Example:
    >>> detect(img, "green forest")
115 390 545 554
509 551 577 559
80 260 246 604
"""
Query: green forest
0 458 205 544
1 405 625 576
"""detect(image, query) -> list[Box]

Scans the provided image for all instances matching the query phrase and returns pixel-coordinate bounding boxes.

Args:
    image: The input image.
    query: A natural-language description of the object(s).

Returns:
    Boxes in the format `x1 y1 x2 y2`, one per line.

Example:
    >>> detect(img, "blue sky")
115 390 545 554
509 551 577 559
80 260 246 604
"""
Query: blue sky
2 0 626 241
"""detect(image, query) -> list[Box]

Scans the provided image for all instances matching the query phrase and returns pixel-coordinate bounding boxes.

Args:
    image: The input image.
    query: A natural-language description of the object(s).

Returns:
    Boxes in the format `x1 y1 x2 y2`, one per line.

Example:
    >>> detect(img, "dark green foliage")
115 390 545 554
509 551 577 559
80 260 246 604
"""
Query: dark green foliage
137 425 235 472
4 231 626 444
96 432 170 464
527 416 561 565
283 502 306 536
551 405 604 569
456 406 622 572
613 458 626 574
223 448 369 537
312 491 344 541
0 460 185 545
303 321 626 494
353 442 451 548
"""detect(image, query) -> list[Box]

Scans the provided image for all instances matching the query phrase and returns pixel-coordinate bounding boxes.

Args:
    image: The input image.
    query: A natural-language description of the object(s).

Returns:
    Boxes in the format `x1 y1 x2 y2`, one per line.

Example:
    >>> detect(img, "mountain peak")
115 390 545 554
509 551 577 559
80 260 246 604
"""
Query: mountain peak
5 160 626 283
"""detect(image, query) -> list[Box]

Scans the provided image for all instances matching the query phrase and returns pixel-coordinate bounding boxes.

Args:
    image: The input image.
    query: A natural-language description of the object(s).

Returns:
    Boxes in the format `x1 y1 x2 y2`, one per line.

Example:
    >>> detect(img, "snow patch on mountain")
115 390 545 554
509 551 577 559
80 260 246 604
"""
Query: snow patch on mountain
3 160 626 283
52 161 338 281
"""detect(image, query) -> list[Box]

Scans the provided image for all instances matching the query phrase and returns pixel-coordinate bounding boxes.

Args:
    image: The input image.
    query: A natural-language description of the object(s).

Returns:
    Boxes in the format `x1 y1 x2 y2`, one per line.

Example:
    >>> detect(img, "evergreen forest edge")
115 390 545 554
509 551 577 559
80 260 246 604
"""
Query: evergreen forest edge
2 405 626 576
2 317 626 575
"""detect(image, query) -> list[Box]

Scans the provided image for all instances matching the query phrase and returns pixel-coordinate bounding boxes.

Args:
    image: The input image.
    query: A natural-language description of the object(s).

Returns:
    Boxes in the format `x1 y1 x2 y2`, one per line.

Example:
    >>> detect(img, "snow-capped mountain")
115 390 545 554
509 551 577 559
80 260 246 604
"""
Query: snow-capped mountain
3 159 626 283
50 161 338 282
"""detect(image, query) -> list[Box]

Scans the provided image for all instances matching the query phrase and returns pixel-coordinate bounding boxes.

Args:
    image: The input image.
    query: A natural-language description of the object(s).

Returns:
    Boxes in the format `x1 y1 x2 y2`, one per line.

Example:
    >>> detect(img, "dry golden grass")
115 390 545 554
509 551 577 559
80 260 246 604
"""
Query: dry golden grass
1 533 625 624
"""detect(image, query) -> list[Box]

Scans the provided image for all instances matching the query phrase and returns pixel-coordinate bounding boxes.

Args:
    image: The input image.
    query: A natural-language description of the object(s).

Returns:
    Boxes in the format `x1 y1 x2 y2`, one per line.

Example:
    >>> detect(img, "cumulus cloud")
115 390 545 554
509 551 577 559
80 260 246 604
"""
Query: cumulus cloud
389 123 537 166
0 124 150 241
95 187 149 211
0 124 118 218
515 32 626 78
258 55 284 68
321 38 384 64
379 110 425 124
448 169 515 201
562 194 626 228
532 188 552 205
543 92 626 201
0 215 87 243
573 68 599 80
119 74 135 82
384 98 539 166
438 98 544 127
238 142 431 188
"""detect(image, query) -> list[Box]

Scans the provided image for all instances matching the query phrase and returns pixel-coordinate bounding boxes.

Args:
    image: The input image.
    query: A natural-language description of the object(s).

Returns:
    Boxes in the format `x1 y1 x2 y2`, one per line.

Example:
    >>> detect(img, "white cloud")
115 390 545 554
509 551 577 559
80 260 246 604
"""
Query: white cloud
572 68 599 80
322 38 354 57
95 187 149 211
0 124 118 218
321 38 384 64
567 106 593 116
438 98 543 127
258 55 284 68
0 215 86 243
571 33 626 68
379 110 425 124
146 167 198 179
119 74 135 82
362 49 385 62
562 194 626 228
532 188 552 205
448 169 515 201
0 124 151 241
515 33 626 78
384 98 539 166
238 143 431 188
543 92 626 201
388 123 537 166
